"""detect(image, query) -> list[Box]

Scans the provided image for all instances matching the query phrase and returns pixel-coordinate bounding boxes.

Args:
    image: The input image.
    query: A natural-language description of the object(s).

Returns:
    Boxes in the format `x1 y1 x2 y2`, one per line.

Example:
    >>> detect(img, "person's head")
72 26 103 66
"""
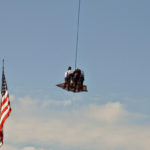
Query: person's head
68 66 71 70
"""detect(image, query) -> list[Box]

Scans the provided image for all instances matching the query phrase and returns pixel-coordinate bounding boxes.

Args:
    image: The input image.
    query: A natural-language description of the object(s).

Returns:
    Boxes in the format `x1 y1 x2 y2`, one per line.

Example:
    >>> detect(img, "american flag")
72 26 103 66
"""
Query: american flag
0 60 11 146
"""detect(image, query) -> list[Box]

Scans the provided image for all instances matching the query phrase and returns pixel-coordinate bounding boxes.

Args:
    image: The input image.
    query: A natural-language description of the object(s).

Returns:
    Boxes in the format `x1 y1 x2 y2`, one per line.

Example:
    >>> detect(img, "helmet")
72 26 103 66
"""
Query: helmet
68 66 71 70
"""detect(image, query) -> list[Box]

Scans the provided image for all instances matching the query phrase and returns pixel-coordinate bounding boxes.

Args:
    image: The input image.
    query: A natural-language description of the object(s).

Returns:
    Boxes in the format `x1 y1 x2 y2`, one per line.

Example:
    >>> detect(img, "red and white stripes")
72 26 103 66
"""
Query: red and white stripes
0 90 11 131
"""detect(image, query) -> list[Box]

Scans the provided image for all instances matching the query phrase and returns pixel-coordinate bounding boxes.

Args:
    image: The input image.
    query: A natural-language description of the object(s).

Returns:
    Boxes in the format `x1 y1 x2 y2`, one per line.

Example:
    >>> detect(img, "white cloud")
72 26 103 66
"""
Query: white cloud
2 97 150 150
21 146 47 150
22 147 36 150
1 145 49 150
9 94 15 101
83 102 128 123
42 99 72 107
1 144 18 150
18 96 37 107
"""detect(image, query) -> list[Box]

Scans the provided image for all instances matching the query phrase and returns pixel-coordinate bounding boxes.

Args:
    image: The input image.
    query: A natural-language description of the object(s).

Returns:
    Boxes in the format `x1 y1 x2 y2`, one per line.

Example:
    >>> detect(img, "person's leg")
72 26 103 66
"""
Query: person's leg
67 77 71 90
64 78 67 88
73 77 77 92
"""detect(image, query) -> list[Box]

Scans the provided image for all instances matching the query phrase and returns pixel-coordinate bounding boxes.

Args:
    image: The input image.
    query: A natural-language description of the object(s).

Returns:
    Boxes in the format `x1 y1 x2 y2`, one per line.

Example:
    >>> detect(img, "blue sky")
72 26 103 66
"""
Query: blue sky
0 0 150 150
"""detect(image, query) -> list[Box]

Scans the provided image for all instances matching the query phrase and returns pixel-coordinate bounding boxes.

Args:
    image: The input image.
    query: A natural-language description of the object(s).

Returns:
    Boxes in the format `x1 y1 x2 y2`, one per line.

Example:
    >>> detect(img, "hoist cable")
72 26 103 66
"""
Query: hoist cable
75 0 81 69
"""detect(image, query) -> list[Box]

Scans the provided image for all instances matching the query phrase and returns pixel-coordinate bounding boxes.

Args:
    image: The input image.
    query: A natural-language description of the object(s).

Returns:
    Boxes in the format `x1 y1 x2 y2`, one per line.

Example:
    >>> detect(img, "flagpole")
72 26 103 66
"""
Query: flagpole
1 59 4 96
1 59 4 134
1 59 5 143
0 59 3 110
0 59 4 145
2 59 4 74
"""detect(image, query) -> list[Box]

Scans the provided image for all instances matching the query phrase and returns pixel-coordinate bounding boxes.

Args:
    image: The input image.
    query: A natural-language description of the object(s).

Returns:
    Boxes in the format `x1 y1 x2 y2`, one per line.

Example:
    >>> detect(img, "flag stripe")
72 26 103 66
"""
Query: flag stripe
0 108 11 131
0 105 11 125
1 94 9 112
1 92 8 107
1 101 10 117
0 90 11 122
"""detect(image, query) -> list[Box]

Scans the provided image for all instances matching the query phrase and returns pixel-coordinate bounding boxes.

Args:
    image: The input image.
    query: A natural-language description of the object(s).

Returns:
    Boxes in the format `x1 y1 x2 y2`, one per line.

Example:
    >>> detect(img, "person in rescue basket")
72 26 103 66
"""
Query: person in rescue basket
64 66 72 90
